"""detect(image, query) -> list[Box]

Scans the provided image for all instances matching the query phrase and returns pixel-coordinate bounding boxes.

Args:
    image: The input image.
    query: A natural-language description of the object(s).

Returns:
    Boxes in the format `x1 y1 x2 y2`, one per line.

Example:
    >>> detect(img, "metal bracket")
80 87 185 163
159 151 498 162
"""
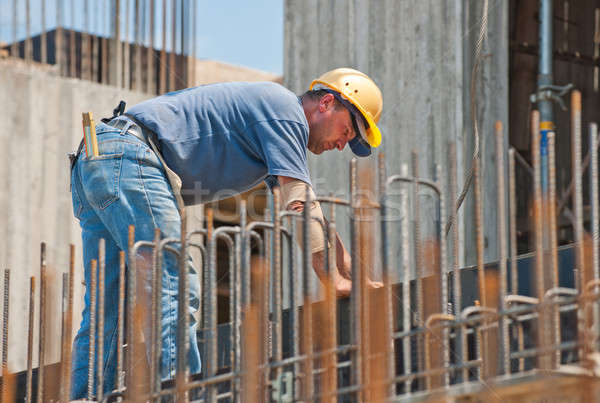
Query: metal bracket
530 83 574 111
271 371 294 402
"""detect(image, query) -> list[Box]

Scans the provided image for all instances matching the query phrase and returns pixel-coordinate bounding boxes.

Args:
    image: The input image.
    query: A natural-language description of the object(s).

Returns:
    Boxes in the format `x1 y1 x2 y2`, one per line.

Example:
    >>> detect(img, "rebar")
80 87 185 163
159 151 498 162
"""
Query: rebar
26 276 34 403
1 269 10 401
116 250 126 395
37 244 47 403
88 258 98 400
176 209 190 403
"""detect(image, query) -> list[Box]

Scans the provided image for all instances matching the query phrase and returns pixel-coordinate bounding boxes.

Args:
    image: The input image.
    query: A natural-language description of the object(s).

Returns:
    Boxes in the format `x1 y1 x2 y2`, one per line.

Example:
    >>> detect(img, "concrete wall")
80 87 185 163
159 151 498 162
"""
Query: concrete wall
0 58 154 372
284 0 509 280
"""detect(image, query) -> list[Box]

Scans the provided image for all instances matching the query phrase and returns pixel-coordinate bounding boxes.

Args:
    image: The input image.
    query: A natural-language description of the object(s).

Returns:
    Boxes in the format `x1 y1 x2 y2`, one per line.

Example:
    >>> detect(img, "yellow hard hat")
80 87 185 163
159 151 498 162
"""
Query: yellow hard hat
310 68 383 153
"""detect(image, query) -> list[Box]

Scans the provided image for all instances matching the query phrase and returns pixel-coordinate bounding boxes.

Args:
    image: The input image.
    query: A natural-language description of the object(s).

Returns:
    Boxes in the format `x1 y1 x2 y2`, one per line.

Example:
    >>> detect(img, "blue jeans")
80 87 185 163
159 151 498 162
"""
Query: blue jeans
70 122 201 399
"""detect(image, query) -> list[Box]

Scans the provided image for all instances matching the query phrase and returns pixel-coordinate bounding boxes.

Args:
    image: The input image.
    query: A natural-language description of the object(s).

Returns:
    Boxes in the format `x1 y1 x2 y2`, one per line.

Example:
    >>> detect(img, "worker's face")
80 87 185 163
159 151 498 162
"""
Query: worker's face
307 94 356 155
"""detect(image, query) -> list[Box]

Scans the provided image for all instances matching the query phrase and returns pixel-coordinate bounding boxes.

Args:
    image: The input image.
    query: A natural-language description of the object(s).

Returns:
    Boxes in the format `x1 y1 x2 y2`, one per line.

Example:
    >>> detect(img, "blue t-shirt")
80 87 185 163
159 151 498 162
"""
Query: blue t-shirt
126 82 311 205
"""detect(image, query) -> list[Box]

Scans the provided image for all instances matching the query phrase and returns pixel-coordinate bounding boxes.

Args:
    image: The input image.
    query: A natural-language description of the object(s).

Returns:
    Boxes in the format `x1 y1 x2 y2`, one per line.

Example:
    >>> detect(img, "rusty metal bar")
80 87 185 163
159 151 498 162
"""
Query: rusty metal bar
25 0 31 62
169 0 176 91
399 163 412 393
11 0 17 57
176 210 190 403
116 250 126 395
548 131 561 367
70 0 76 77
41 0 47 64
126 225 137 400
148 0 156 93
572 91 585 291
273 187 283 379
26 276 35 403
88 258 98 400
349 158 361 399
590 123 600 287
37 244 47 403
97 239 106 400
379 153 395 397
150 229 161 400
160 0 167 94
411 151 424 386
449 145 466 384
1 269 10 400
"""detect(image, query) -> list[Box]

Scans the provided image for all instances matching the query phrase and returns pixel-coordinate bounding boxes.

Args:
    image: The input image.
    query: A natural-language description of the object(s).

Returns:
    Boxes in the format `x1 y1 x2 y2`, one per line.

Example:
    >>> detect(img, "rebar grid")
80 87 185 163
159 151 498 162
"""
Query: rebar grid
3 106 600 401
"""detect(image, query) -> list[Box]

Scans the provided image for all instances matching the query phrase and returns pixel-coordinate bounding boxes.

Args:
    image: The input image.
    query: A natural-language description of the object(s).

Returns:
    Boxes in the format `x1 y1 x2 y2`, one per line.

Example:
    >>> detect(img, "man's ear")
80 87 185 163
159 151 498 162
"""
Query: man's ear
318 93 335 112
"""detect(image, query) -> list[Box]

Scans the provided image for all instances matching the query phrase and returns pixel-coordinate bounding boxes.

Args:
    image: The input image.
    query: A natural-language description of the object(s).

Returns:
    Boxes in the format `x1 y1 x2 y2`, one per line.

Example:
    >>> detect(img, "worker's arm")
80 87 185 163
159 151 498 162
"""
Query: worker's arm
277 176 381 297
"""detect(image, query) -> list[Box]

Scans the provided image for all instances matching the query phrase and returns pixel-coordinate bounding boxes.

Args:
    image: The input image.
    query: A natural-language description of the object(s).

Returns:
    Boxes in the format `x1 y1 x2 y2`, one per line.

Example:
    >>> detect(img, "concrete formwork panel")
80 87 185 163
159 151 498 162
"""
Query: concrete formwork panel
284 0 509 281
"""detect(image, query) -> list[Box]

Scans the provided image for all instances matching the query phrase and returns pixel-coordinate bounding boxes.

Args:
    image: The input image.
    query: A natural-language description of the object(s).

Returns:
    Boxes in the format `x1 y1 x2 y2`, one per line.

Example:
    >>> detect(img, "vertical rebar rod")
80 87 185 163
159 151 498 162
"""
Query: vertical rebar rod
349 158 361 399
41 0 47 64
60 272 68 403
116 250 126 394
303 185 314 400
64 244 75 399
1 269 10 400
437 163 450 386
589 124 600 354
572 91 585 292
180 0 186 87
11 0 17 57
509 149 518 296
26 276 35 403
150 229 161 400
88 259 98 400
170 0 176 91
70 0 76 77
400 163 412 393
379 153 395 396
92 0 99 81
134 0 141 90
126 225 137 399
532 110 549 369
273 187 283 379
263 208 272 403
233 230 242 401
148 0 155 93
594 9 600 92
177 210 190 403
160 0 167 93
37 244 46 403
98 239 106 400
474 153 486 307
56 0 64 75
548 131 561 366
25 0 31 61
123 0 130 89
206 222 218 403
102 0 109 84
289 217 300 399
411 151 424 383
449 144 465 382
495 122 510 375
114 0 122 88
590 123 600 284
82 0 89 80
323 207 338 401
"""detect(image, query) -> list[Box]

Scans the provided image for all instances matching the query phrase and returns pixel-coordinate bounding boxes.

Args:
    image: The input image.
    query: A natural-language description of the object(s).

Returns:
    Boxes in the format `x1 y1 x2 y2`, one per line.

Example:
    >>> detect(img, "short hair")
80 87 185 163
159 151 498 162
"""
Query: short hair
300 89 345 110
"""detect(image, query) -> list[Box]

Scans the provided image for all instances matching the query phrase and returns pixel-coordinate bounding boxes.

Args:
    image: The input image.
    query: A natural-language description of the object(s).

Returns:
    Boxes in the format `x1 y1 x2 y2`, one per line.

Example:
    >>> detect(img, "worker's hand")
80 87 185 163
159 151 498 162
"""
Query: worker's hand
367 279 384 289
335 276 352 297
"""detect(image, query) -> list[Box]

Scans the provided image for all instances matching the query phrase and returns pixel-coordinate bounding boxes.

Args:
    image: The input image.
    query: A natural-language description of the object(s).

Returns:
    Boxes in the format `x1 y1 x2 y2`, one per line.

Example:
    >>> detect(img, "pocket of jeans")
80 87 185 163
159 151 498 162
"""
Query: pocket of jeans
80 153 124 210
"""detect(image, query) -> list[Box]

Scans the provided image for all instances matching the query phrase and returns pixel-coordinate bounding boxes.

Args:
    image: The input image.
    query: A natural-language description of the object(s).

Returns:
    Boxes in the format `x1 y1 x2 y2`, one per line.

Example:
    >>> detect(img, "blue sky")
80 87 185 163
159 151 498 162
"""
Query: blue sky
0 0 284 75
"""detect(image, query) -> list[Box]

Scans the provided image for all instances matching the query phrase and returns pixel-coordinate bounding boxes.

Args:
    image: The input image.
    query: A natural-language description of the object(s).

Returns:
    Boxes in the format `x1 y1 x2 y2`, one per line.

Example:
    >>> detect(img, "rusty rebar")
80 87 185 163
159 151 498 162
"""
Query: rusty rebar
98 238 106 400
1 269 10 401
411 152 425 384
548 131 561 367
26 276 35 403
273 187 283 379
399 163 412 393
349 158 361 399
150 228 161 400
176 209 190 403
116 250 126 394
37 244 47 403
88 258 98 400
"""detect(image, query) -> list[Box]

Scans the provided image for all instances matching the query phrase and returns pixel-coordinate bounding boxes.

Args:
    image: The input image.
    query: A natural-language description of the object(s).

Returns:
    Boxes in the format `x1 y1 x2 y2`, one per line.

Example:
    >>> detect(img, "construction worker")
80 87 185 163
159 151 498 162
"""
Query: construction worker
69 67 383 398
